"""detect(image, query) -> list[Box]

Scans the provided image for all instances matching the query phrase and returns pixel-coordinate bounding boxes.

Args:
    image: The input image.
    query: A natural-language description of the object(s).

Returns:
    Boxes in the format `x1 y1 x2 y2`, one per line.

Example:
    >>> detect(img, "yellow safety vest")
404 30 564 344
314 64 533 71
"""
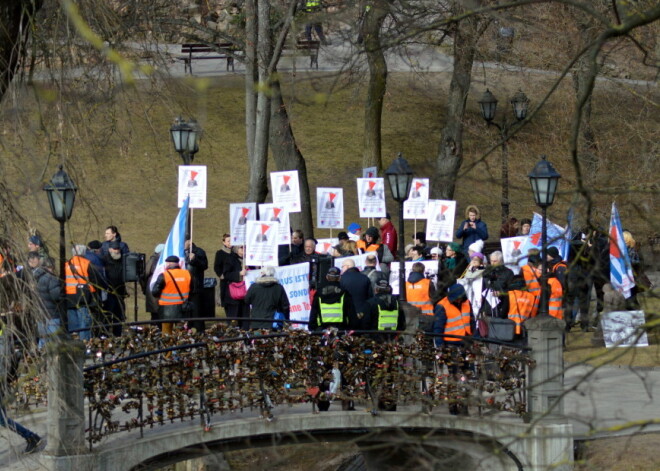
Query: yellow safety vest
377 304 398 331
319 295 344 324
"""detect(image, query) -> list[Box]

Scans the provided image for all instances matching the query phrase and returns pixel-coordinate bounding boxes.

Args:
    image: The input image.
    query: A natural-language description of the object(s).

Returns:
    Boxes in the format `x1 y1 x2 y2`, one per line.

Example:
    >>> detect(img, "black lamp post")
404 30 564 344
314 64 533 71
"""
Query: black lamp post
528 155 561 318
170 117 201 165
385 153 414 301
43 165 77 281
478 89 529 223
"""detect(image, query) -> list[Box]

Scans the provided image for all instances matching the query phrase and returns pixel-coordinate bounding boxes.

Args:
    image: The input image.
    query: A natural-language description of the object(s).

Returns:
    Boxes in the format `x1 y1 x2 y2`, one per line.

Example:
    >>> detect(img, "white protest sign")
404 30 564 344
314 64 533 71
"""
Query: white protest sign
316 188 344 229
245 262 311 326
601 310 649 348
334 253 379 272
426 200 456 242
404 178 429 219
245 220 279 266
357 178 386 218
458 276 484 315
388 261 438 296
271 170 301 213
362 166 377 178
259 203 291 245
229 203 257 245
500 236 528 274
178 165 207 208
316 238 339 255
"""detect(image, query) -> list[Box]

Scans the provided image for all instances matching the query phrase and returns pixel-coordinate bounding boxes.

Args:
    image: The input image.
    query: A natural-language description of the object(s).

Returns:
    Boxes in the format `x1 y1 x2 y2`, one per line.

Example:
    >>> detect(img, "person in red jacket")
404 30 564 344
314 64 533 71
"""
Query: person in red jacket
378 213 397 256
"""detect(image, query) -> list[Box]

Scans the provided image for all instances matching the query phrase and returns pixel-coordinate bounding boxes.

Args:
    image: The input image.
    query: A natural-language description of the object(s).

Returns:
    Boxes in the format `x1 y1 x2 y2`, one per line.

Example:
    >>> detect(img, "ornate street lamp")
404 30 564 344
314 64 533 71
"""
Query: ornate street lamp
478 89 530 223
528 155 561 318
43 165 77 280
385 153 413 301
170 117 201 165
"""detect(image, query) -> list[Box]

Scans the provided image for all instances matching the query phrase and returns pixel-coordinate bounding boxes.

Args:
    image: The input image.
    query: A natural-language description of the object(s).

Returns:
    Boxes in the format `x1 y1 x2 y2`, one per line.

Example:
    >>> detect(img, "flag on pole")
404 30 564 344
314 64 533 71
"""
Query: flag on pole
149 196 190 291
609 202 635 298
519 212 569 266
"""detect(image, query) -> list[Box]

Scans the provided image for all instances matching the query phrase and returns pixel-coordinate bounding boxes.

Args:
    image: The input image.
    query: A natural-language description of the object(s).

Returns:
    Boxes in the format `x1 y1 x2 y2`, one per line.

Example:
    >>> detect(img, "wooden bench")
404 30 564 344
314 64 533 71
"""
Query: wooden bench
284 40 320 69
177 43 238 75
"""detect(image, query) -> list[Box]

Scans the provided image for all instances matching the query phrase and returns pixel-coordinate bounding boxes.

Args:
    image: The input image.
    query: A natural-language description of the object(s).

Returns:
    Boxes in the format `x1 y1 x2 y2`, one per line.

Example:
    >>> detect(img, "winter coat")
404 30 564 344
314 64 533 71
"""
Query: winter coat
33 267 64 320
244 276 290 330
455 219 489 253
339 268 373 328
365 294 405 331
100 235 130 258
214 247 232 306
379 221 398 257
185 244 208 294
141 252 161 314
222 252 245 306
308 281 354 331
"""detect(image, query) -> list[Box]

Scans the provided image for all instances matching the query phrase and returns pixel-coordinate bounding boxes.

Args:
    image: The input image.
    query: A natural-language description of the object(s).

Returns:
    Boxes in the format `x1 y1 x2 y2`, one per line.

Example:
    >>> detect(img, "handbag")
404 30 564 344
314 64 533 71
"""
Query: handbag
167 271 195 316
229 281 247 300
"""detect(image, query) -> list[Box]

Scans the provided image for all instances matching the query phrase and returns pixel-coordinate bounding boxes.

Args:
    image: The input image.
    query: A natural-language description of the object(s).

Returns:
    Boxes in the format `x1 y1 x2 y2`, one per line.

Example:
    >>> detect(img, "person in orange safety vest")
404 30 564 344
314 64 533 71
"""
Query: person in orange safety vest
151 255 192 335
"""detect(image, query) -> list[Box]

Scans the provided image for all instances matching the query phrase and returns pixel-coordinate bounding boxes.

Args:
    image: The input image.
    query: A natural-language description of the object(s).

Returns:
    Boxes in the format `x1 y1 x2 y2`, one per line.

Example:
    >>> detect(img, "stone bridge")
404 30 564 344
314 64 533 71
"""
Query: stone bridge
7 315 573 471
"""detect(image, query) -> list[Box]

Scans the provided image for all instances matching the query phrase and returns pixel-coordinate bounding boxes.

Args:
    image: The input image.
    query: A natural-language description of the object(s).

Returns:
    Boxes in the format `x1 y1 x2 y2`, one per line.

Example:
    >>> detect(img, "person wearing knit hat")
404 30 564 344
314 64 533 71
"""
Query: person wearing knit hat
468 239 484 256
442 242 468 278
27 235 49 261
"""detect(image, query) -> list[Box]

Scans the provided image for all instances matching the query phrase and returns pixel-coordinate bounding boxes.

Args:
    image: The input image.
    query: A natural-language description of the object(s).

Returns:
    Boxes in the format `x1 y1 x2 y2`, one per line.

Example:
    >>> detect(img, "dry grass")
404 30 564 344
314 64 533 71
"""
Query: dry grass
575 433 660 471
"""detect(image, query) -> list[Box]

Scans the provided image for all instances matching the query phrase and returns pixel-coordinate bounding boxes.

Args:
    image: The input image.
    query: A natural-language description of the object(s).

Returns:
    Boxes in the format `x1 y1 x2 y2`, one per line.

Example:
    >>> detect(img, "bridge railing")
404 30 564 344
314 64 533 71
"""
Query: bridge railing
70 321 532 450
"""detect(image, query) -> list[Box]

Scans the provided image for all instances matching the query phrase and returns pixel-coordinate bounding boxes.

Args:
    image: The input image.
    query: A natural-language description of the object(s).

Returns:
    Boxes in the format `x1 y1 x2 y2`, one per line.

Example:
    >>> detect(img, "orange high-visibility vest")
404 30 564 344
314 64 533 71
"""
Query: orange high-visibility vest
548 277 564 320
406 279 433 315
437 297 472 339
522 264 542 295
65 256 96 295
356 240 367 252
508 290 539 335
158 269 192 306
365 243 381 252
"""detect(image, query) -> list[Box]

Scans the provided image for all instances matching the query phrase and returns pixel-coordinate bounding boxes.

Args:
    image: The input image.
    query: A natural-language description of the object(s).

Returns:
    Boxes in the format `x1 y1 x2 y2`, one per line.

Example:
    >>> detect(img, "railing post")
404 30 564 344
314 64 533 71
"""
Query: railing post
46 339 86 456
525 315 565 420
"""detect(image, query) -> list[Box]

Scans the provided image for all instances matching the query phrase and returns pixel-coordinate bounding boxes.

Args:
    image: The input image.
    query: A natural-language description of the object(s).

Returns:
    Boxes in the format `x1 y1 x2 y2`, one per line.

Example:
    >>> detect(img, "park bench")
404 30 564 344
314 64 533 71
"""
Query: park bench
178 43 239 75
283 40 321 69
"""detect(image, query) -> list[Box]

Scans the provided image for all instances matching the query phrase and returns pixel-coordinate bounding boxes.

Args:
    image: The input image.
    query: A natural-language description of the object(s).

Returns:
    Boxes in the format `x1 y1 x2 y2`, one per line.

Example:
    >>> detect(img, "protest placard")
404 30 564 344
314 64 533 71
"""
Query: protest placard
317 188 344 229
229 203 257 245
245 220 279 266
426 200 456 242
178 165 207 208
357 178 386 218
271 170 301 212
259 203 291 245
403 178 429 219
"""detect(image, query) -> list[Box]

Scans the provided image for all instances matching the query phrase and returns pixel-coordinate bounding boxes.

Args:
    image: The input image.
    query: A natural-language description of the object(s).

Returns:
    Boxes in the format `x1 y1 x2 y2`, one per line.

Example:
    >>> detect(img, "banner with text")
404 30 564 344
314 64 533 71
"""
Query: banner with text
403 178 429 219
357 178 386 218
316 188 344 229
426 199 456 242
259 203 291 245
245 220 279 266
271 170 301 213
178 165 207 208
229 203 257 245
245 262 311 326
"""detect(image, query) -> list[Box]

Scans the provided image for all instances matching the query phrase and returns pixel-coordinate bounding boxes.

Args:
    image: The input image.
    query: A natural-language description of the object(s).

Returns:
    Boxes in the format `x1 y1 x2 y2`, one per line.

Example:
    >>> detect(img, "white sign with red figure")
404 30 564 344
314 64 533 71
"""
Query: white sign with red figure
317 188 344 229
500 236 529 274
426 199 456 242
245 220 279 266
259 203 291 245
178 165 207 208
229 203 257 245
362 167 377 178
316 238 339 255
357 178 386 218
403 178 429 219
271 170 301 213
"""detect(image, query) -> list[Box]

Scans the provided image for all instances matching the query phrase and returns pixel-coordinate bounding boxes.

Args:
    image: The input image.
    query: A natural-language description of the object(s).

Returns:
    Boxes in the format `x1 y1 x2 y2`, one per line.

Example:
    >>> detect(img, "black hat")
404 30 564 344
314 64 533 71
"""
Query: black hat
87 240 102 250
447 283 466 302
365 226 379 239
528 254 541 265
413 231 426 243
327 266 341 279
547 246 560 258
376 279 389 289
165 255 180 263
337 231 349 241
384 213 391 220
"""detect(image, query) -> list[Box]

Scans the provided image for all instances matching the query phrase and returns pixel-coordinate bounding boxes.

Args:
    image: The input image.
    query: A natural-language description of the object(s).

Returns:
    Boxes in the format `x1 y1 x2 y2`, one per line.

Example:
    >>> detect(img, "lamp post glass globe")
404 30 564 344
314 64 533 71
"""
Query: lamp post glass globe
528 155 561 208
478 89 498 122
44 165 77 223
510 89 530 121
170 117 201 164
385 152 414 203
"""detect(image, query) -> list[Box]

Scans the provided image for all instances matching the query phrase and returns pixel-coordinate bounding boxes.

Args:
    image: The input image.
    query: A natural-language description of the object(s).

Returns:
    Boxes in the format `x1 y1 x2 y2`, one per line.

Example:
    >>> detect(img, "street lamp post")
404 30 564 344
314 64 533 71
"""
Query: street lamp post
528 155 561 317
478 89 530 224
170 117 201 165
385 153 413 301
43 165 77 281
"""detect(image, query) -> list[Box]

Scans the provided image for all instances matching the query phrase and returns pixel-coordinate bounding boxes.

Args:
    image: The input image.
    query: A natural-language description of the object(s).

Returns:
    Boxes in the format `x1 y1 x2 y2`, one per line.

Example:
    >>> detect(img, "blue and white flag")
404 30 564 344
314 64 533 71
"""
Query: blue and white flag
518 212 569 267
609 202 635 298
149 196 190 291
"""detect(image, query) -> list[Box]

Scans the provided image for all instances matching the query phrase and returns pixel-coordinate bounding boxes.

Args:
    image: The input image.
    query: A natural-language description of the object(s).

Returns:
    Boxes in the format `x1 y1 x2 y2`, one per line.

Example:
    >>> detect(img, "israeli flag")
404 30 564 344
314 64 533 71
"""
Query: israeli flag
609 202 635 298
149 196 190 291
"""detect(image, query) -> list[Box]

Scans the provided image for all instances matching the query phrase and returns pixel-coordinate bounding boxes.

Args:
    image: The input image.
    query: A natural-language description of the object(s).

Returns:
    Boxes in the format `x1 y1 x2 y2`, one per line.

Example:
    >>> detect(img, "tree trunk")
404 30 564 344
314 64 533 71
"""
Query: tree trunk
361 1 389 170
0 0 43 102
244 0 257 165
269 78 314 238
245 0 271 203
432 3 485 200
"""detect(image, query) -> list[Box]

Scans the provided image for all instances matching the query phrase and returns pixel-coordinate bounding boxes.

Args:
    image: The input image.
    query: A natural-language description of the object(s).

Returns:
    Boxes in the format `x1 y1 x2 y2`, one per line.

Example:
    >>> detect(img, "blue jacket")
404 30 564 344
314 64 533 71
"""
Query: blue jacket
455 219 488 253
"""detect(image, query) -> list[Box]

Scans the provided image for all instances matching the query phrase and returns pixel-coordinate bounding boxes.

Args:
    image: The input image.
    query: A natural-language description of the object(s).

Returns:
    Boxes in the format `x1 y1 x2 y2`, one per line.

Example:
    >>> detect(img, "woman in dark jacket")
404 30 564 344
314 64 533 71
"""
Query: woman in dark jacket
244 266 290 330
436 242 468 295
222 245 249 329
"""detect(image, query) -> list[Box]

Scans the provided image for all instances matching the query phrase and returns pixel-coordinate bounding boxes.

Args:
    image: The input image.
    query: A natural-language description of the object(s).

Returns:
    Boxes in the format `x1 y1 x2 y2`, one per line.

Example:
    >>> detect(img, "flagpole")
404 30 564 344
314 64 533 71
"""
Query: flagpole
190 207 194 247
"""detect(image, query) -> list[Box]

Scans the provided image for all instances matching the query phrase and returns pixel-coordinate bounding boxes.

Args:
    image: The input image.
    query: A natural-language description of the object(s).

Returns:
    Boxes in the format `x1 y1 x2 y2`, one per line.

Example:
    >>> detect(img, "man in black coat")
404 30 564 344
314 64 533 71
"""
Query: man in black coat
28 252 64 347
309 267 354 331
339 259 373 329
103 241 127 337
185 238 209 332
481 250 515 318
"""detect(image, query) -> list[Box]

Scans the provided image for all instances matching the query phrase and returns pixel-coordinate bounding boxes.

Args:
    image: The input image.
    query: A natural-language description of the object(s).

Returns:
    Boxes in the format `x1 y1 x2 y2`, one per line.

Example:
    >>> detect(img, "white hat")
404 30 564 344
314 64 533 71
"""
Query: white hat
468 239 484 253
430 247 442 255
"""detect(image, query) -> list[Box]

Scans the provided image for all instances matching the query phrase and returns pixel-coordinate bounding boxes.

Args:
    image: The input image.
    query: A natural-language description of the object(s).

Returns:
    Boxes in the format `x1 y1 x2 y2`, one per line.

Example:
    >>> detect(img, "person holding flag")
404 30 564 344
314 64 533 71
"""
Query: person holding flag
609 203 636 308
